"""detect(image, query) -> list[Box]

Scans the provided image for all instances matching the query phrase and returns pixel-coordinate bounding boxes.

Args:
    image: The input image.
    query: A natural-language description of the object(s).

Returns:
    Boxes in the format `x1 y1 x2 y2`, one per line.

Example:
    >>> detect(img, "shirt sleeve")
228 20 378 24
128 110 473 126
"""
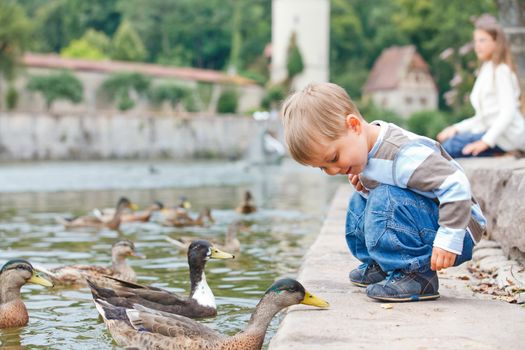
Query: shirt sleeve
394 143 471 254
481 64 518 147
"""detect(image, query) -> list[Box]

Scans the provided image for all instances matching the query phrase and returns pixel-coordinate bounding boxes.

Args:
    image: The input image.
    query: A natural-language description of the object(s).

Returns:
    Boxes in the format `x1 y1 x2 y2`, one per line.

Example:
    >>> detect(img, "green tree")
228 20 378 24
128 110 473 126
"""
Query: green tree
27 71 83 110
0 0 31 108
61 29 110 60
111 20 147 61
99 72 150 111
286 32 304 79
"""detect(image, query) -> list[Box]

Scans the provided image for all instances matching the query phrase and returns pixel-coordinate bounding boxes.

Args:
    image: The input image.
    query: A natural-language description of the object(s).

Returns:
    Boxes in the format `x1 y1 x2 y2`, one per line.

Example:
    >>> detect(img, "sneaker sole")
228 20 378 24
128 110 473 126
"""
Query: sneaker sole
368 293 440 302
350 280 369 288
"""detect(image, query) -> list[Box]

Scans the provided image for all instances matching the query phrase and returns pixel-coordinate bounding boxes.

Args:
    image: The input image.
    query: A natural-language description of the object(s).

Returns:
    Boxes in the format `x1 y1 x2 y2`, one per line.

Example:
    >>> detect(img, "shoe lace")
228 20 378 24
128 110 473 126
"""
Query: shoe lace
386 271 404 283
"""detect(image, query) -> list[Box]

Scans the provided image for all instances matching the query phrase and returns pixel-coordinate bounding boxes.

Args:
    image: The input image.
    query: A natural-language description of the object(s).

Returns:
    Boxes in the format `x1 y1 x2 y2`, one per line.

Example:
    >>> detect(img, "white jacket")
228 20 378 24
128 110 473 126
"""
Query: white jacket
454 61 525 151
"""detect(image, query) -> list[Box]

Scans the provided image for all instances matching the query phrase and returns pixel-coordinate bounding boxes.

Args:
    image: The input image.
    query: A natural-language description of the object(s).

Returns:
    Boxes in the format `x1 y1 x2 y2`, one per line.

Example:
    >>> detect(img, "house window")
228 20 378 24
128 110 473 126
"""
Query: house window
420 97 427 106
405 96 413 105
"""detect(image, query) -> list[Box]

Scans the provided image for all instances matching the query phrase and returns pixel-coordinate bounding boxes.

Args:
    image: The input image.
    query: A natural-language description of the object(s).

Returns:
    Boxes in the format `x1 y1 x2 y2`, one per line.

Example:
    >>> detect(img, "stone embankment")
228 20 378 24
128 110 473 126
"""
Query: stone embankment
269 158 525 349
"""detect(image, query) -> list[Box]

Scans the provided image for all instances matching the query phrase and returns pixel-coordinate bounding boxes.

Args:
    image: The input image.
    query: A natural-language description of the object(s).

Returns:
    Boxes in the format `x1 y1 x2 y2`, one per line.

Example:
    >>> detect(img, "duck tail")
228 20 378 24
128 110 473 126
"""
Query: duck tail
165 236 186 249
86 278 118 300
93 298 132 325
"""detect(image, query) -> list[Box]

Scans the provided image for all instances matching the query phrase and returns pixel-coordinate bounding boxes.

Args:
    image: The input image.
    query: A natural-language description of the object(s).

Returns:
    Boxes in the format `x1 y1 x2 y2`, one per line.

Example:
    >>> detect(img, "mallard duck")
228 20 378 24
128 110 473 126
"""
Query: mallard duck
163 207 215 228
57 197 138 230
37 240 145 287
236 190 257 214
159 196 193 222
0 259 54 329
86 240 234 318
92 278 329 350
166 221 243 253
95 201 164 223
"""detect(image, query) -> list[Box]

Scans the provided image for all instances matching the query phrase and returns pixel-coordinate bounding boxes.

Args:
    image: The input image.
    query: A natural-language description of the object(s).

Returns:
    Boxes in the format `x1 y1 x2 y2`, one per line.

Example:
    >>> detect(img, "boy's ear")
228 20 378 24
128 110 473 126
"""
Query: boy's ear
345 114 362 133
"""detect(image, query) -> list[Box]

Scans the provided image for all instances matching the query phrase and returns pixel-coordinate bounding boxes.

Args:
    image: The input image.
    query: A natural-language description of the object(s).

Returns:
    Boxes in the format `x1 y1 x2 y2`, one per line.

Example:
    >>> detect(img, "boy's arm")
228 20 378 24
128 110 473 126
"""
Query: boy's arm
395 143 472 260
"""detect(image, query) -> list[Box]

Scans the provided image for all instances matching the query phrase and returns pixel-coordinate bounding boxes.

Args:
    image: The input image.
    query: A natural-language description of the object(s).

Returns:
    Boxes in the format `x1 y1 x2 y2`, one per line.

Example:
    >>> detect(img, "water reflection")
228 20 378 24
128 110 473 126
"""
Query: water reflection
0 160 341 349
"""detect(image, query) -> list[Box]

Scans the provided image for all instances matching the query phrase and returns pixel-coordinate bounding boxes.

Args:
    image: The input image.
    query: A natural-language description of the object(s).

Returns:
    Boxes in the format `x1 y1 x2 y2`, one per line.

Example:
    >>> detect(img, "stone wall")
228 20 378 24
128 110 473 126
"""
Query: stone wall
0 112 280 161
460 157 525 263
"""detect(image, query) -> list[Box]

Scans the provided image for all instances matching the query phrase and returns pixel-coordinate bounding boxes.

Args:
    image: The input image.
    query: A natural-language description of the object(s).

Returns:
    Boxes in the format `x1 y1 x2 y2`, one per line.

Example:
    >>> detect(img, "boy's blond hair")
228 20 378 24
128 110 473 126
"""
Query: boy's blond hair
280 82 361 165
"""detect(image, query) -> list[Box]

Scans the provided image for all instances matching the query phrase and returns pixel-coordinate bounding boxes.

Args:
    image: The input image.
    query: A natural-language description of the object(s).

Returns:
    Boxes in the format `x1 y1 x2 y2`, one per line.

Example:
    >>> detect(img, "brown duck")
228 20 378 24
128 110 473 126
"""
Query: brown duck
57 197 138 230
163 207 215 227
87 240 234 318
92 278 329 350
166 221 243 253
0 259 54 329
38 240 145 287
236 190 257 214
94 201 164 223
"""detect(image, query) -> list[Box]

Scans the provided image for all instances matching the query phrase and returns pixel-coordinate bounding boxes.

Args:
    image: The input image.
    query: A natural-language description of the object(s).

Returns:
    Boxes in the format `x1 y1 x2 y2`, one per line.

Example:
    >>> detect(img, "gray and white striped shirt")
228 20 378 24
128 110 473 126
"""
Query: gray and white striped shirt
358 121 486 254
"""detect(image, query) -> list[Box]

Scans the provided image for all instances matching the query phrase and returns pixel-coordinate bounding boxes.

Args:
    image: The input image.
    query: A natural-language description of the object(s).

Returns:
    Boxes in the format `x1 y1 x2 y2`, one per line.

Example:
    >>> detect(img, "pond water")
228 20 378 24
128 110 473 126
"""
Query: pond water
0 160 341 349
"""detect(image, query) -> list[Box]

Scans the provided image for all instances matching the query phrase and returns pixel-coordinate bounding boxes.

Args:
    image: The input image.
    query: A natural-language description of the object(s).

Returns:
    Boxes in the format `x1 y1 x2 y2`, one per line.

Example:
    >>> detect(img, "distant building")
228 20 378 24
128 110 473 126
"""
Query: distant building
271 0 330 90
363 45 438 118
9 53 264 114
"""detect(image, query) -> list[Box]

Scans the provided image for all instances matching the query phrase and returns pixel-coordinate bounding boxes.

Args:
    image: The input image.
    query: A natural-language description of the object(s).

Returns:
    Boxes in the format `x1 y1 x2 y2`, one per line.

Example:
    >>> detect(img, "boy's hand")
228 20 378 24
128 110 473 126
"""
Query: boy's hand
348 174 369 194
431 247 457 271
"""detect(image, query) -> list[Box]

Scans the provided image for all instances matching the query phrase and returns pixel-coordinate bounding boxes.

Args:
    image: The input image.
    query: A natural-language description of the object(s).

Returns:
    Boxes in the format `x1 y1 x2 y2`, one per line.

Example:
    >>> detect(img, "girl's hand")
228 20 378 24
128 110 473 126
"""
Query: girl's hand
436 126 458 142
348 174 368 194
462 140 489 156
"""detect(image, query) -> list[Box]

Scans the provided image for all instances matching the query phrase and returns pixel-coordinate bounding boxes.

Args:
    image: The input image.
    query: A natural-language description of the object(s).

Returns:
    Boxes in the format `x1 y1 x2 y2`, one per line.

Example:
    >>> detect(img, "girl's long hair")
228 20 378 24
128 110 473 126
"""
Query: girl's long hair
475 14 525 115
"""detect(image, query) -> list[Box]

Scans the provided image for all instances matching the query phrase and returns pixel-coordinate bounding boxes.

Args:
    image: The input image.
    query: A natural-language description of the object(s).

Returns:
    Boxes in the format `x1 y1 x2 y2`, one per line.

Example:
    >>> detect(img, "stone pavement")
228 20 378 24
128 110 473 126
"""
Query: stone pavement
269 185 524 350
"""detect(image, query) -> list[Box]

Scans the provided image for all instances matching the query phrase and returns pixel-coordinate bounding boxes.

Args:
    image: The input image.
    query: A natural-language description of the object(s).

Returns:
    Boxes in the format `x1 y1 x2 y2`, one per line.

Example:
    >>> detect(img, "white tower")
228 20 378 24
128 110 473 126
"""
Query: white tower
271 0 330 91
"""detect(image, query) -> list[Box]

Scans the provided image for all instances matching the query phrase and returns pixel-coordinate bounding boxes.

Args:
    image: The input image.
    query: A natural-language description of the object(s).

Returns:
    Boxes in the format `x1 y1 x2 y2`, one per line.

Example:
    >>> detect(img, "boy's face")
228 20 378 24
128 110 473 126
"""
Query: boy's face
306 115 369 176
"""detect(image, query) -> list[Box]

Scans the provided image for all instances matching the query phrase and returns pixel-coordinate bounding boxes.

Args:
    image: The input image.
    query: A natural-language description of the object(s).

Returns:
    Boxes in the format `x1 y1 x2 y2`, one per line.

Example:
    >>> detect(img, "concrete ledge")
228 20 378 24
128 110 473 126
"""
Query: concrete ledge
269 185 524 350
459 156 525 262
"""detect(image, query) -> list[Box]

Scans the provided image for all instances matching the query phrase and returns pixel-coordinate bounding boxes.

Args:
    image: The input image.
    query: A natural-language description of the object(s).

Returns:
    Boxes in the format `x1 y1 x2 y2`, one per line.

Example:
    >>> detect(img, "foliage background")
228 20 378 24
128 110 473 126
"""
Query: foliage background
4 0 499 123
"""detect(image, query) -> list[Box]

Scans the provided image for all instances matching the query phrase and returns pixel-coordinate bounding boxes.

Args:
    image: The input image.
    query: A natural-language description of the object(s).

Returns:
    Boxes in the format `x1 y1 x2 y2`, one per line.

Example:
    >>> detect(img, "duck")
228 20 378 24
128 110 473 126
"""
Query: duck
159 196 193 222
166 221 243 253
236 190 257 214
86 240 234 318
163 207 215 227
0 259 54 329
91 278 329 350
37 240 145 287
94 201 164 223
57 197 138 230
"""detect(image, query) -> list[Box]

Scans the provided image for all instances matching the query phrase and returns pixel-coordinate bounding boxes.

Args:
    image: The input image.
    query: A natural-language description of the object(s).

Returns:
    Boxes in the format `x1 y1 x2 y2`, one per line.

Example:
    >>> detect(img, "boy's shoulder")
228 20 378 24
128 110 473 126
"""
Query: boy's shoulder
373 121 440 161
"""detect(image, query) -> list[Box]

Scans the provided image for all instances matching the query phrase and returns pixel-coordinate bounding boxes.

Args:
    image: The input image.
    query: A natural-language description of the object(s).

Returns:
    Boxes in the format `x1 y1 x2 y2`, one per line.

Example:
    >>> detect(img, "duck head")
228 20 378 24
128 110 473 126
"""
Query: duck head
0 259 54 290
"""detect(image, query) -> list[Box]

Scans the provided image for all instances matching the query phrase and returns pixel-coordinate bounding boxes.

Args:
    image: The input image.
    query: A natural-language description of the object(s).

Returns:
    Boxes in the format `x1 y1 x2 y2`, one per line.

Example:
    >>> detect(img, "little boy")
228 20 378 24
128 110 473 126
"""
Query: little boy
280 83 486 302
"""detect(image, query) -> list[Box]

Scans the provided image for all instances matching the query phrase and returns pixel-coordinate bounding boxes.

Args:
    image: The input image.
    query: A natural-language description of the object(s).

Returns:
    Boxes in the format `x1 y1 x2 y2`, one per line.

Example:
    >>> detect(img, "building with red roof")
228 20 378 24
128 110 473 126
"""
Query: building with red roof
363 45 438 118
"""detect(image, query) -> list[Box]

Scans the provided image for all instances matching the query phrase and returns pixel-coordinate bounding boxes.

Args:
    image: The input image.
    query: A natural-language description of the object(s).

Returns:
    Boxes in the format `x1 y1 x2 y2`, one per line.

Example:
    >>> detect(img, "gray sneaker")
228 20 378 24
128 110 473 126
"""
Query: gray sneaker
366 270 440 302
349 262 387 287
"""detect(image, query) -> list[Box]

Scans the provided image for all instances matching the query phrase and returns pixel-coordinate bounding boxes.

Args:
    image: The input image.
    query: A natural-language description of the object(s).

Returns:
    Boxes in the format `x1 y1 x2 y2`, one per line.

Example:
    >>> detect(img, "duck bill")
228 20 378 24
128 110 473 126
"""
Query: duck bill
28 271 54 287
183 201 191 209
210 247 235 260
130 203 140 211
301 290 329 308
132 252 146 259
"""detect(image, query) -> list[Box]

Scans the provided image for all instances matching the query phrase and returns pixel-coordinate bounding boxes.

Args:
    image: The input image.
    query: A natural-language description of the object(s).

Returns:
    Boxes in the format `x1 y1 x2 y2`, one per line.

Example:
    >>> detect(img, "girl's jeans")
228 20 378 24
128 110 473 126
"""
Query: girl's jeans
441 132 504 158
345 184 474 274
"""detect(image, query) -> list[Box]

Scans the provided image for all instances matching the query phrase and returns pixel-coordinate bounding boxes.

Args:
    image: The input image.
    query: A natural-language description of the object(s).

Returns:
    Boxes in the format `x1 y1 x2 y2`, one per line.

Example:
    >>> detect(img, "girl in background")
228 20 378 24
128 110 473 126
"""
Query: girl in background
437 14 525 157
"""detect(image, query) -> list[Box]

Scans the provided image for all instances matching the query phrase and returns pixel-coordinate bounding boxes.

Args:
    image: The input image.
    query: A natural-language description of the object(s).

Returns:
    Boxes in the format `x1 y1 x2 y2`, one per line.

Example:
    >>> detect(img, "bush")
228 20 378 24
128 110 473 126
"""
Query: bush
217 89 238 114
287 32 304 78
27 71 83 110
148 84 191 109
406 110 449 139
261 84 286 110
99 72 150 111
5 85 18 110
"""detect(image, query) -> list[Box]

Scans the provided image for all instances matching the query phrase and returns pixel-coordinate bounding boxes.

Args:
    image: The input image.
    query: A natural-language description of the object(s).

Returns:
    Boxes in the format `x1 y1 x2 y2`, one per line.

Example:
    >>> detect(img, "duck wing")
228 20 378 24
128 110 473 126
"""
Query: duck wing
127 306 222 342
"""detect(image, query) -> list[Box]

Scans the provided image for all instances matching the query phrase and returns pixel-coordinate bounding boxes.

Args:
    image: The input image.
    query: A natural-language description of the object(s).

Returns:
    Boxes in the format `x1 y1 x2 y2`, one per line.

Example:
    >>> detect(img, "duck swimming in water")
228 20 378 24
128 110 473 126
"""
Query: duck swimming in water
0 259 54 329
37 240 145 287
87 240 234 318
92 278 328 350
